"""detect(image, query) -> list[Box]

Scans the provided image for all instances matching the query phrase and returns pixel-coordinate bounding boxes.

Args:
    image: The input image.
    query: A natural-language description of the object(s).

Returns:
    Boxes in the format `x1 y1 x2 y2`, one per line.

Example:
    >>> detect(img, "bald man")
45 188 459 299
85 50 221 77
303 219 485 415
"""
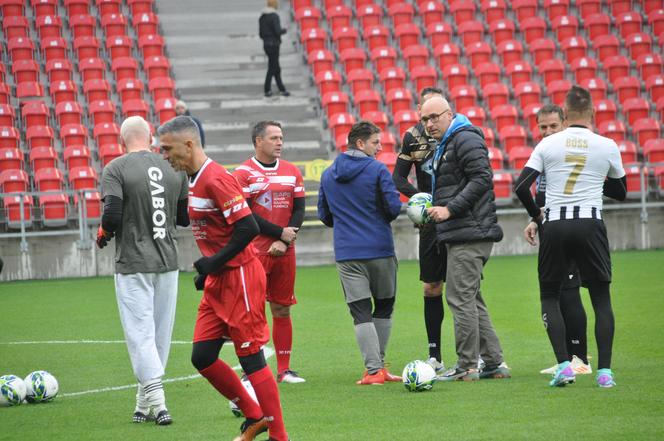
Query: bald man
98 116 189 424
421 96 509 382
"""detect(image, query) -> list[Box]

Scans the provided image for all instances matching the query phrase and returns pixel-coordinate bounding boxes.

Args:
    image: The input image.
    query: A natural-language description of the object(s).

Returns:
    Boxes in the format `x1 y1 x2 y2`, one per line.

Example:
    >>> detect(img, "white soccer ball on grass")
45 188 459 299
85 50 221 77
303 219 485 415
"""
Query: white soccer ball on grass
24 370 59 403
402 360 436 392
0 375 27 406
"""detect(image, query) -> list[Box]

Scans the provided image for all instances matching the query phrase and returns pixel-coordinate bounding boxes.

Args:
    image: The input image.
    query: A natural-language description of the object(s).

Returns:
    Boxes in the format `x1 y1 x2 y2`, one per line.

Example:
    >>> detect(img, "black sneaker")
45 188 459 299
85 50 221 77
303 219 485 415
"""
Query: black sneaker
155 409 172 425
480 362 511 379
280 90 290 97
132 411 154 423
437 367 480 382
264 91 273 97
234 417 268 441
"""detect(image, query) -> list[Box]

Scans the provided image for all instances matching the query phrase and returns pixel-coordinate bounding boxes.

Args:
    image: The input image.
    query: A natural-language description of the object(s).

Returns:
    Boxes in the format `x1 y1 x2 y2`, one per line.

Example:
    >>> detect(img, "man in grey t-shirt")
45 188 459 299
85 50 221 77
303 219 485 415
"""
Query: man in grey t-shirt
98 116 189 425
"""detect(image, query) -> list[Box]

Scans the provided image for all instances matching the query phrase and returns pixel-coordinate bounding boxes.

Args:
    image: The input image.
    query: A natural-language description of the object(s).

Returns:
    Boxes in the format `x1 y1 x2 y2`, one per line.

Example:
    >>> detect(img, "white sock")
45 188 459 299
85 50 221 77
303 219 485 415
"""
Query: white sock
134 384 150 414
143 379 167 414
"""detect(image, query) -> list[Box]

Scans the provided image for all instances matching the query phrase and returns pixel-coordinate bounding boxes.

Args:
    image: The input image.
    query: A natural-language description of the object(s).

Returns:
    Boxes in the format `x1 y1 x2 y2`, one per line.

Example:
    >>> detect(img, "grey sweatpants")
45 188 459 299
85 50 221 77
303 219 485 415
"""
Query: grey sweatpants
445 241 504 370
115 270 179 384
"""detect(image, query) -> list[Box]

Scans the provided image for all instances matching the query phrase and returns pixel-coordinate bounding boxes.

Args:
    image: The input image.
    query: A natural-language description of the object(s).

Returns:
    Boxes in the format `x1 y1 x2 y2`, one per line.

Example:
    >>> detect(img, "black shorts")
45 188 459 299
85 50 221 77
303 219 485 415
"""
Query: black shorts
539 219 611 284
537 222 582 289
418 225 447 283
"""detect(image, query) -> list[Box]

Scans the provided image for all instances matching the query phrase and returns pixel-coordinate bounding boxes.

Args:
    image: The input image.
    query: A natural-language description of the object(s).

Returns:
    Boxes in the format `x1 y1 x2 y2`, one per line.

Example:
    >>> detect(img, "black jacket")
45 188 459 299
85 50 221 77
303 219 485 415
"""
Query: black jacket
432 126 503 243
259 8 286 45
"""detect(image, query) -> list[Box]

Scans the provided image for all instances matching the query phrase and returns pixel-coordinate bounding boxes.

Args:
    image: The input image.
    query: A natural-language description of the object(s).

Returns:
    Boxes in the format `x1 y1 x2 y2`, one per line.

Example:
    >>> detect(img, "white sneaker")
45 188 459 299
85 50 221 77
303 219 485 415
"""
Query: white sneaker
426 357 445 375
541 363 558 375
478 357 486 371
277 370 306 384
570 355 592 375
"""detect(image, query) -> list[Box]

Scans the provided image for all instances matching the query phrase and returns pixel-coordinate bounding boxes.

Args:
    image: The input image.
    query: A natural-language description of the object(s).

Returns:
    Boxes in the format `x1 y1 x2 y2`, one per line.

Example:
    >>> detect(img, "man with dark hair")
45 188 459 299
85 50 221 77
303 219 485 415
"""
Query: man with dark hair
159 116 289 441
234 121 306 384
422 96 510 382
98 116 189 425
515 85 627 388
526 104 591 376
392 87 449 374
318 121 403 385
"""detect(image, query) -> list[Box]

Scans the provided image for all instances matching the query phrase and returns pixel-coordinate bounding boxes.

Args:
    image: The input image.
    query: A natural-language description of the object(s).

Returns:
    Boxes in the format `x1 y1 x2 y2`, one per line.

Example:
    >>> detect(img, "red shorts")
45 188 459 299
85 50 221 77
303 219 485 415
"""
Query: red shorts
193 257 270 357
257 252 297 306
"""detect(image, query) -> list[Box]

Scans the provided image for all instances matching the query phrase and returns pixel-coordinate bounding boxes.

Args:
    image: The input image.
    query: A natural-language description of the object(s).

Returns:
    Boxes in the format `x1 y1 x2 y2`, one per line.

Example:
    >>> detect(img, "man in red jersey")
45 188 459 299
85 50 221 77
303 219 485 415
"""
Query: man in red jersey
158 116 289 441
233 121 306 384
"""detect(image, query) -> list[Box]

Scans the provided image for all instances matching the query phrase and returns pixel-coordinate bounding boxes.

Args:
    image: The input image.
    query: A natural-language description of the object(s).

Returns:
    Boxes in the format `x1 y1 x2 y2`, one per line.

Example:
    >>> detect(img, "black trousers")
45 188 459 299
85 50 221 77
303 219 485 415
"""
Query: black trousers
264 42 285 93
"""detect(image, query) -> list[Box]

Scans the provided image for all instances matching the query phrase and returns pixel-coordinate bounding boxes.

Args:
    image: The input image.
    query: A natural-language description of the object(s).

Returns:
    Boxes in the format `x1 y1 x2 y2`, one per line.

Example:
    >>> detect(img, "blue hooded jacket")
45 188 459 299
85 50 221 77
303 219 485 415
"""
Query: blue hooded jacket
318 150 402 262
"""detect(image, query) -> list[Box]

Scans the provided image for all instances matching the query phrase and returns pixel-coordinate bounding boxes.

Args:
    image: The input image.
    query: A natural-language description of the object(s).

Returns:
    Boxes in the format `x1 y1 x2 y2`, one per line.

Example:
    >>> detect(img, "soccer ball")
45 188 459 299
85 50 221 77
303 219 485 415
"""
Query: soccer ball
228 375 258 417
402 360 436 392
0 375 27 406
406 192 433 225
24 371 59 403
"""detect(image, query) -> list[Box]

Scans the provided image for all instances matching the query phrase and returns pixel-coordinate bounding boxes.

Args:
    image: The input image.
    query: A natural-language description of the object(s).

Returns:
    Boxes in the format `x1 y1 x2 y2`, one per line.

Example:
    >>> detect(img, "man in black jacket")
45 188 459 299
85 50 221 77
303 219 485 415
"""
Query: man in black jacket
423 96 509 382
259 0 290 98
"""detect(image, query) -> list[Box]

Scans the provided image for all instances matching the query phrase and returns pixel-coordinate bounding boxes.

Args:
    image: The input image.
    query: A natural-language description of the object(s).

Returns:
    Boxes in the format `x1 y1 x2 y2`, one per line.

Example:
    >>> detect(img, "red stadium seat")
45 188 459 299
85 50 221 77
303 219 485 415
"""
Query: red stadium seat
122 99 150 119
480 0 506 25
475 63 501 89
483 83 510 109
65 0 90 15
394 23 421 51
386 88 413 115
335 133 348 152
12 60 40 85
327 5 352 31
295 6 321 31
411 65 438 92
646 75 664 103
97 0 121 15
420 1 445 27
112 57 139 81
40 193 69 227
0 105 16 127
84 79 111 103
603 55 631 84
347 69 374 96
500 125 528 154
32 0 58 17
16 82 45 100
8 37 35 62
3 16 29 39
633 119 661 147
363 25 390 52
377 151 398 173
69 166 98 190
491 104 519 133
0 169 29 193
26 125 55 149
466 42 492 69
493 172 513 205
623 98 650 126
99 143 124 166
488 146 504 170
379 67 407 94
89 100 116 125
561 37 588 63
508 146 534 170
584 13 611 41
60 124 88 148
74 190 102 222
331 27 358 53
148 77 176 101
46 59 73 82
128 0 154 14
40 37 68 63
21 101 50 128
94 123 121 148
450 85 478 110
64 145 92 169
79 57 106 82
655 167 664 195
614 77 642 105
34 167 64 191
138 34 165 58
530 38 556 67
0 0 25 17
328 113 356 142
442 64 469 90
403 45 430 72
658 97 664 121
434 43 461 68
69 14 96 39
340 48 367 76
357 3 382 28
393 110 419 138
539 59 566 86
520 17 546 44
548 80 573 106
512 0 538 23
457 20 484 48
643 139 664 164
321 91 349 117
133 12 159 38
36 15 62 39
49 80 77 105
380 131 397 153
462 106 487 126
301 27 328 55
637 53 663 83
598 120 627 143
577 0 601 19
497 40 524 66
370 46 398 74
0 148 23 173
101 13 127 37
106 35 133 60
551 15 579 41
308 50 334 77
74 36 101 60
593 35 620 63
523 103 543 134
580 77 608 101
0 127 20 149
0 83 8 104
481 126 496 147
570 57 598 83
625 33 652 60
155 98 177 124
388 3 415 27
4 195 34 229
315 70 342 97
594 99 617 127
616 140 638 164
649 9 664 36
117 78 144 103
362 111 389 132
449 0 476 24
30 147 58 173
425 22 452 48
616 11 642 40
543 0 569 20
623 164 647 199
506 61 533 88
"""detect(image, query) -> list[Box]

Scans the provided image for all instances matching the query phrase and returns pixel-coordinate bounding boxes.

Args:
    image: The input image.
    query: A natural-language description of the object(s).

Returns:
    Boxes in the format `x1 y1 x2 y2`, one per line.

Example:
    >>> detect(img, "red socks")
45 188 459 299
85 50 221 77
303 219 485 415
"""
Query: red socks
198 359 262 420
247 366 288 441
272 316 293 374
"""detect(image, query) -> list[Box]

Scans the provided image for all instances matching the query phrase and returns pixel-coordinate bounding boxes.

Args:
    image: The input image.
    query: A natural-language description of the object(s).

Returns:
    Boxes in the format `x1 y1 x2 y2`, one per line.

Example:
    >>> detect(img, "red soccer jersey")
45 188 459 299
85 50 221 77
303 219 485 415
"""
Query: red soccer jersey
188 158 256 267
233 158 305 255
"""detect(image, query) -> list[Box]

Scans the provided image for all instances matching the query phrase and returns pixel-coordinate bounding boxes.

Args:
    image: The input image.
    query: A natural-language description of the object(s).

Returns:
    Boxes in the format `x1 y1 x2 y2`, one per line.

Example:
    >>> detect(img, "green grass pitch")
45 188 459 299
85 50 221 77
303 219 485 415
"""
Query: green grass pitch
1 250 663 440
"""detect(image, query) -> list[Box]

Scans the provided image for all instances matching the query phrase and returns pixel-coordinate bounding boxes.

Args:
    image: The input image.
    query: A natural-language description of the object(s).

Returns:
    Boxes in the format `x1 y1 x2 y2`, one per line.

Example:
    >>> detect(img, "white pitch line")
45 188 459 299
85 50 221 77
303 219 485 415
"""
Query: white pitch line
1 340 192 345
58 346 274 399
